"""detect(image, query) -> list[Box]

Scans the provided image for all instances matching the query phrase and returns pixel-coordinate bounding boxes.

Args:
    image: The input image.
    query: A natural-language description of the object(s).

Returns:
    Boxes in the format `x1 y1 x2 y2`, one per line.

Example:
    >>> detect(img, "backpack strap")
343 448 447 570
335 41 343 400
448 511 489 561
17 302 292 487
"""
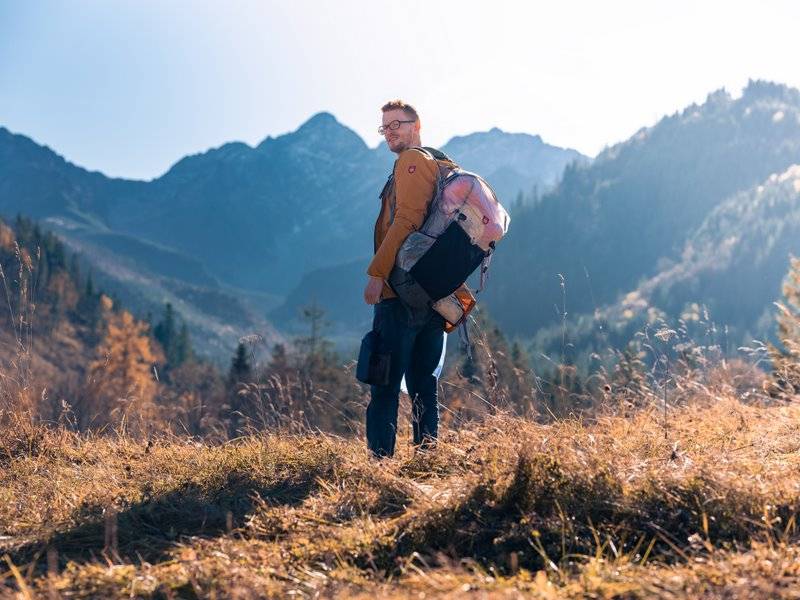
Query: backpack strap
411 145 433 159
410 146 445 178
413 146 456 165
379 172 396 223
378 172 394 200
385 147 457 227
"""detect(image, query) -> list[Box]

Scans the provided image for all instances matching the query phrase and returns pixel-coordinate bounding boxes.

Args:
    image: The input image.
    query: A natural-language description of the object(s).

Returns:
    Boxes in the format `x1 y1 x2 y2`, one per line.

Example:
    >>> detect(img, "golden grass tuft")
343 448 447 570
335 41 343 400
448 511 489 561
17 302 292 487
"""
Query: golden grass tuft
2 391 800 598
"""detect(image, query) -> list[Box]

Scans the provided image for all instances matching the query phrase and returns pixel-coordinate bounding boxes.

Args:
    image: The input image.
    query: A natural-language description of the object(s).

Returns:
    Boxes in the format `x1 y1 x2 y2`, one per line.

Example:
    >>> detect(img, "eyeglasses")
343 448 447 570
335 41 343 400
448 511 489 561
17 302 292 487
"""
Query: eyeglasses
378 119 416 135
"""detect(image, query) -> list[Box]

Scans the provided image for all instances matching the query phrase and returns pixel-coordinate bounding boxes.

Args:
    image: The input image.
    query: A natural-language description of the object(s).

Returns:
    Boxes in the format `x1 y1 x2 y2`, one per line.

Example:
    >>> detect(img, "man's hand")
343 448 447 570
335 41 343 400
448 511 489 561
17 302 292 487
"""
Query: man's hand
364 276 384 305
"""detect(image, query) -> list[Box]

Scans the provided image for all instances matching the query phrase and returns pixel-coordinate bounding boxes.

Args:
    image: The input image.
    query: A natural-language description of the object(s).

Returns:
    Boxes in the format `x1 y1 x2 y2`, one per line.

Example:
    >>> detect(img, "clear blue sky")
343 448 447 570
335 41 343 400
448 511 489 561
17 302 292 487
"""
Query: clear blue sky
2 1 800 180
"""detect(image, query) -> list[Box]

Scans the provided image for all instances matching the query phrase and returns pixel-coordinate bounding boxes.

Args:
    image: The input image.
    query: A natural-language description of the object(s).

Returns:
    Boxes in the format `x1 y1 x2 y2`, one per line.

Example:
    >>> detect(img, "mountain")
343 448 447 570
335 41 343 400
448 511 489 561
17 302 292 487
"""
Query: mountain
527 163 800 367
441 128 586 203
0 115 582 356
485 80 800 341
275 82 800 343
0 128 281 358
106 112 389 295
0 126 127 224
6 80 800 364
614 164 800 339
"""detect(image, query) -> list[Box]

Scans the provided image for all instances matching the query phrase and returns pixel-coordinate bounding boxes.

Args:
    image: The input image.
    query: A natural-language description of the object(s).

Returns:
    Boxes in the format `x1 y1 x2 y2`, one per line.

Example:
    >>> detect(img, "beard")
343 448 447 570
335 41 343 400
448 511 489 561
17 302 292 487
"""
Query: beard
388 137 410 154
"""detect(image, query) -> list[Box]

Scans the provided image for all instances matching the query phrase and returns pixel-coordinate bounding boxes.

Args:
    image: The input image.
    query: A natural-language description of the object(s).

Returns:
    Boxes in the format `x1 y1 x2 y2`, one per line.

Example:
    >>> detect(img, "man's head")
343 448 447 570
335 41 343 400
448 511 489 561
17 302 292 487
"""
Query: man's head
380 100 421 154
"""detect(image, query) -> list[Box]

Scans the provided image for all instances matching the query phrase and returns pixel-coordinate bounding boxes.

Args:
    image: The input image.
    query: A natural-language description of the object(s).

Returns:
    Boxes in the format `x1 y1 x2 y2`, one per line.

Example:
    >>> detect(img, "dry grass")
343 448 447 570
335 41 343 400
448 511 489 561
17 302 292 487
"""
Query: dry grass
2 388 800 599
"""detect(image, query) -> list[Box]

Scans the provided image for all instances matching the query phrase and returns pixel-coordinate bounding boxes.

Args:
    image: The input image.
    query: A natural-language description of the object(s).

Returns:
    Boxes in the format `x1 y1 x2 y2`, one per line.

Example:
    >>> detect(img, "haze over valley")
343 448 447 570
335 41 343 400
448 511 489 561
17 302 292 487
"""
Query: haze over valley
2 81 800 364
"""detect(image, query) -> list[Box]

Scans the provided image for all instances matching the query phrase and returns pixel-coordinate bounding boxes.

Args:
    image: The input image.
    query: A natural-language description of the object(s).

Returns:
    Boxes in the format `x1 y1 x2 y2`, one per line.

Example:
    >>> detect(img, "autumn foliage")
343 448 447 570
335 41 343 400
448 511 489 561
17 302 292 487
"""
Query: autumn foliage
82 295 162 432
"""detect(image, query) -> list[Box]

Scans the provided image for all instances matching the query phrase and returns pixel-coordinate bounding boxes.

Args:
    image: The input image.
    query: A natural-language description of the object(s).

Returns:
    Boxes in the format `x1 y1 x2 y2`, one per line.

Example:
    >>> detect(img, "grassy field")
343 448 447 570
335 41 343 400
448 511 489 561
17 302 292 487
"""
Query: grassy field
3 385 800 599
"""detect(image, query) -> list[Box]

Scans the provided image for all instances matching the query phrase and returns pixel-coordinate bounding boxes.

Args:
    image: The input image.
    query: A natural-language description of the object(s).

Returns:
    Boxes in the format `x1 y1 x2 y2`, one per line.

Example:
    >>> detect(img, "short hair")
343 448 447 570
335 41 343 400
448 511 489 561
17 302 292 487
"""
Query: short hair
381 100 419 121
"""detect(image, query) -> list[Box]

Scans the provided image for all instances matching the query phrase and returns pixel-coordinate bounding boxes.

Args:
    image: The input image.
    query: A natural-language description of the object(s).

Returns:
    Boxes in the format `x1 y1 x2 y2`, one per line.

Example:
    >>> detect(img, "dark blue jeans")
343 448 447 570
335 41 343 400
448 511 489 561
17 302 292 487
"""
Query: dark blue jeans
366 298 445 458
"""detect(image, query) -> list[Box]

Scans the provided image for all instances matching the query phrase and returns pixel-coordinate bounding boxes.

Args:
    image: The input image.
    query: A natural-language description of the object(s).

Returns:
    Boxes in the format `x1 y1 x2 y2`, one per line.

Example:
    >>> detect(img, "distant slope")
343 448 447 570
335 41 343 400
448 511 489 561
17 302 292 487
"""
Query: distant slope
279 82 800 343
486 80 800 338
0 127 281 358
524 165 800 369
0 125 135 224
269 258 372 333
106 113 389 295
442 128 586 203
42 216 281 358
1 115 582 353
606 163 800 341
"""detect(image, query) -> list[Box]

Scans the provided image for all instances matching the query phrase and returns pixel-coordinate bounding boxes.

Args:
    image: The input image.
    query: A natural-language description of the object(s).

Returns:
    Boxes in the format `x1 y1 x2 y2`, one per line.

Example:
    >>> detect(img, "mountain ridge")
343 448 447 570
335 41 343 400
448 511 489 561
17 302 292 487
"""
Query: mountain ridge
0 113 583 357
273 80 800 359
485 79 800 339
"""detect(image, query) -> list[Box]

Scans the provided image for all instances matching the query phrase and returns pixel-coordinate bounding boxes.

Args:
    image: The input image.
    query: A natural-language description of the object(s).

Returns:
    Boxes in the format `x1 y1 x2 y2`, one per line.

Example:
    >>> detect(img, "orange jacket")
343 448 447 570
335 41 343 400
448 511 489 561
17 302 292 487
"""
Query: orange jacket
367 148 445 299
367 148 476 332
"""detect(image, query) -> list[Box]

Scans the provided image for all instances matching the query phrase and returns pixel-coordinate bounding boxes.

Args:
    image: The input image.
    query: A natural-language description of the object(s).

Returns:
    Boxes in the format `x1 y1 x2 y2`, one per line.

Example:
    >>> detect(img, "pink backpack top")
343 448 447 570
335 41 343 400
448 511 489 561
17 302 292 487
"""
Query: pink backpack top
423 169 510 251
389 147 511 329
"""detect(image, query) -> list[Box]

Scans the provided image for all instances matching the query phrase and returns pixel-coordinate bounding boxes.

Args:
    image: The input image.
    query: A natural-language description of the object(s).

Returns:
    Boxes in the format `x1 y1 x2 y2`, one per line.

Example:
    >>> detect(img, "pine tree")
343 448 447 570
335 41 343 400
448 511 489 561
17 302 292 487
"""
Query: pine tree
153 303 193 370
513 190 524 212
77 271 102 334
451 311 536 416
38 246 50 290
69 253 81 285
228 343 252 385
530 183 540 204
160 359 225 437
296 301 329 362
84 272 95 299
154 303 176 357
226 342 253 437
256 304 360 433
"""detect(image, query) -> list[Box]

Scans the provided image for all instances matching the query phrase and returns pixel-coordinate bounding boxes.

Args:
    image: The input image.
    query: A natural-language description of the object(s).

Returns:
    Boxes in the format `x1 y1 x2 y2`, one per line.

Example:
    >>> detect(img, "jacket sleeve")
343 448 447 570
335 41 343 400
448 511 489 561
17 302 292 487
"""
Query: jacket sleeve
367 150 437 279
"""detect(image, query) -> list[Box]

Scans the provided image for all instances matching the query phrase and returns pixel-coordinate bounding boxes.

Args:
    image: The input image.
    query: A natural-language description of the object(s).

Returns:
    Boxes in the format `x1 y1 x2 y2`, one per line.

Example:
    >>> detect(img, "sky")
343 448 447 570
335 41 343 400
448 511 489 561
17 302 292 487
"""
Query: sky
2 0 800 180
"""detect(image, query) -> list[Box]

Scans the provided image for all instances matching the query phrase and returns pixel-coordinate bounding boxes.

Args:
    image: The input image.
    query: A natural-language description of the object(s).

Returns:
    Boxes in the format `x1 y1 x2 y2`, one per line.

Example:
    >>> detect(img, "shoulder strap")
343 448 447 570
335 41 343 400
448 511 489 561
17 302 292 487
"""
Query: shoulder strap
385 147 452 225
378 172 394 200
413 146 456 165
377 171 396 223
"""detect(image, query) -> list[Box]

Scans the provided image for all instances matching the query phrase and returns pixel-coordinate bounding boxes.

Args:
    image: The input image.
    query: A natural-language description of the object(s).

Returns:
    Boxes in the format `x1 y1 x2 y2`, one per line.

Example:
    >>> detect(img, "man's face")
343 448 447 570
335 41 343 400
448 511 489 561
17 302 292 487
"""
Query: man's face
382 108 418 154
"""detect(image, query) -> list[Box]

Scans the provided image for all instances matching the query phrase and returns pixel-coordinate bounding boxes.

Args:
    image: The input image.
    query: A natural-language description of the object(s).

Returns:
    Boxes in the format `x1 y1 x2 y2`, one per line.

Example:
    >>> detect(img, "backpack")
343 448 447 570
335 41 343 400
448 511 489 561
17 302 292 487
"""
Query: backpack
388 147 510 328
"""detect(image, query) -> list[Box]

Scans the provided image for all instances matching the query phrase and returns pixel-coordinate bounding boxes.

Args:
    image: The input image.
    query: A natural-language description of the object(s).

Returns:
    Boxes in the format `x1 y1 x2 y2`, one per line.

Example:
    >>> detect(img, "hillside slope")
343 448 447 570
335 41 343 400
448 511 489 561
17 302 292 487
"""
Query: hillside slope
614 163 800 338
487 80 800 338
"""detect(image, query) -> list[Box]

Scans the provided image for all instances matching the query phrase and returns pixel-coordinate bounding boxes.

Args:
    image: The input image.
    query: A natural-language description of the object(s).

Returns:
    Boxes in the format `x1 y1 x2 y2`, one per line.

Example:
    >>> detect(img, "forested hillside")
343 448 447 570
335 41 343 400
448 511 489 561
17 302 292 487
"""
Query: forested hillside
4 82 800 365
276 81 800 357
487 81 800 344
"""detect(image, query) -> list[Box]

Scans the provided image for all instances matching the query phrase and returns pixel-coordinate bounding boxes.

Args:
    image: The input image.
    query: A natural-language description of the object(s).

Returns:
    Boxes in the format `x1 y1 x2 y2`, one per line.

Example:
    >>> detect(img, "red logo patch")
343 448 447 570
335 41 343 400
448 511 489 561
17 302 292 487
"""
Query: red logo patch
482 215 490 224
408 165 416 174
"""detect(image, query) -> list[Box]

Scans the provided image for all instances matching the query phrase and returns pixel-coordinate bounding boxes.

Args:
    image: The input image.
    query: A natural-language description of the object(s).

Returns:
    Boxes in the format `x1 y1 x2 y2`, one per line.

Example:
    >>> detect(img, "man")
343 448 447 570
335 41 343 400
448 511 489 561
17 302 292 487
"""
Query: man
363 100 452 458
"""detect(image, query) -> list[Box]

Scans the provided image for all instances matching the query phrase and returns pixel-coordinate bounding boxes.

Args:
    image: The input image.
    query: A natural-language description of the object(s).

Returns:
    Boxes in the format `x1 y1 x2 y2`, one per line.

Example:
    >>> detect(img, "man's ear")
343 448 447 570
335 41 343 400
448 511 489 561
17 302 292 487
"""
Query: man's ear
414 119 422 133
